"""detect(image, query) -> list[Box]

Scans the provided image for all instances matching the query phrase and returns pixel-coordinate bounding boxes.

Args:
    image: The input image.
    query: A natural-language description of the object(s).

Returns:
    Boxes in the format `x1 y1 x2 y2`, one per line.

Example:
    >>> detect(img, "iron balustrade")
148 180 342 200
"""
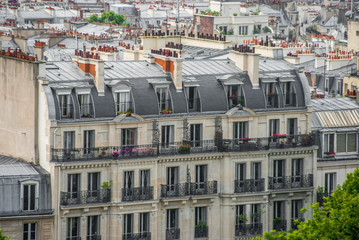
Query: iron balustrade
121 187 154 201
66 238 81 240
273 220 287 232
87 235 101 240
235 223 263 236
234 179 265 193
194 226 208 238
60 189 111 205
160 181 218 198
317 192 331 206
268 174 313 190
166 228 180 240
51 134 315 162
291 218 304 230
122 232 151 240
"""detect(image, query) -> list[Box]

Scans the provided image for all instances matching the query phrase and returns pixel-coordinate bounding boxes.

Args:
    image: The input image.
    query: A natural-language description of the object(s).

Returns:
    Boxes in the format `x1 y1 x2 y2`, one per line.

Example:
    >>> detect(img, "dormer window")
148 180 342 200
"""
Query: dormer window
111 82 132 115
156 87 172 113
263 82 278 108
227 85 244 108
21 180 39 211
280 79 296 106
186 86 200 112
58 94 73 118
78 94 93 118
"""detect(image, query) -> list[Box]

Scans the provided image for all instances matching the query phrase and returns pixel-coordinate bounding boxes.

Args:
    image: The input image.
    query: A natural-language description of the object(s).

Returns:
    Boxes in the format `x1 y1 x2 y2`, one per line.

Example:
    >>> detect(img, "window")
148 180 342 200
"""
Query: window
167 209 179 229
67 217 80 239
273 201 284 219
166 167 179 195
88 172 100 198
123 214 133 237
190 124 202 147
195 165 208 189
83 130 95 154
269 119 280 137
291 200 303 220
157 20 161 26
292 159 303 176
68 174 80 202
87 215 100 238
264 83 277 107
124 171 134 189
195 207 207 226
59 94 72 118
23 184 37 211
156 87 170 112
161 125 174 147
236 205 246 224
356 31 359 36
121 129 137 146
324 133 334 153
139 213 150 234
78 94 91 117
251 204 261 223
233 122 249 141
273 160 285 178
235 163 246 181
337 133 357 153
325 173 336 193
64 131 75 150
283 82 295 106
115 92 131 113
239 26 248 35
23 223 36 240
287 118 297 136
186 87 200 111
252 162 261 180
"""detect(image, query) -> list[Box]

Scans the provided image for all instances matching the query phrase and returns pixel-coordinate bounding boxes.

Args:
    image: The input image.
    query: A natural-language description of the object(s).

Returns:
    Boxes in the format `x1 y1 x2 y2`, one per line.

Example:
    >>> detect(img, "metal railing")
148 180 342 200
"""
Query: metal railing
80 103 94 118
268 174 313 190
122 232 151 240
51 134 315 162
235 223 263 236
166 228 180 240
234 179 265 193
66 237 81 240
160 181 217 198
60 189 111 205
121 187 154 201
273 220 287 232
87 235 101 240
194 226 208 238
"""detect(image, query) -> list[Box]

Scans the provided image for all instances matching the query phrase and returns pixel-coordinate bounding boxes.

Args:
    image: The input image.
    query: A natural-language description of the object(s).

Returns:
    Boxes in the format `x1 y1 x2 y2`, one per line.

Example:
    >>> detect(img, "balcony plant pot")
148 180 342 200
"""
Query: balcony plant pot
178 148 190 154
112 152 120 160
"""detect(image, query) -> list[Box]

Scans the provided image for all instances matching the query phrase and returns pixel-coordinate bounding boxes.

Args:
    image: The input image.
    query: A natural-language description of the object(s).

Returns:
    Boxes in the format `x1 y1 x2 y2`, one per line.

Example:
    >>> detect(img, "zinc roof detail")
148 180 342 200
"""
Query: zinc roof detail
0 155 39 176
314 110 359 128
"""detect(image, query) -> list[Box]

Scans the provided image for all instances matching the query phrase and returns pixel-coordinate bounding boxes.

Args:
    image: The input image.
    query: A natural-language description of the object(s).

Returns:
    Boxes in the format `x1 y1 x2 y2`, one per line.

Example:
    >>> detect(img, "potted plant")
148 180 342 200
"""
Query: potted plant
100 147 109 157
237 214 247 224
117 111 123 115
274 217 282 228
178 145 190 154
280 139 285 148
168 108 172 114
67 112 72 117
101 180 112 189
112 151 120 159
196 220 207 232
120 149 127 156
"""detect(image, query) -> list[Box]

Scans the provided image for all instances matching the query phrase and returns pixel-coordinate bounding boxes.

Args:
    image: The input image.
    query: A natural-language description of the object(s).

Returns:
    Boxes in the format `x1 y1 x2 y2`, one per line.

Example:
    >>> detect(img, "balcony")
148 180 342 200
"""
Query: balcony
87 235 101 240
80 103 94 118
268 174 313 190
67 238 81 240
121 187 154 201
234 179 265 193
273 219 287 232
317 192 330 206
51 134 315 162
122 232 151 240
235 223 263 236
291 218 304 230
166 228 180 240
160 181 218 198
60 189 111 206
194 226 208 238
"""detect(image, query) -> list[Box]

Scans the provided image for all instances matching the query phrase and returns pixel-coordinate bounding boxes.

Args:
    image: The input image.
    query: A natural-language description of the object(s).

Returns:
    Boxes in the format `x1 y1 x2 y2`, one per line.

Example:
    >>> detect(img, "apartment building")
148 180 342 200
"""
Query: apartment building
0 40 317 240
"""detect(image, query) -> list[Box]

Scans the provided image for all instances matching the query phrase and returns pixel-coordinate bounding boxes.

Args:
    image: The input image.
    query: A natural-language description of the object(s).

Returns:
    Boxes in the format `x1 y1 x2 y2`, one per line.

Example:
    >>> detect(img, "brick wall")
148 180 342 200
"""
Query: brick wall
192 15 214 35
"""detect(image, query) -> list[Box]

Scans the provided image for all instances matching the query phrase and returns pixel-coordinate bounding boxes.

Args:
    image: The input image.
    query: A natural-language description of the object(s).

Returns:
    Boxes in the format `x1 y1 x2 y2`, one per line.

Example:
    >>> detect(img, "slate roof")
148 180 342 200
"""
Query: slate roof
0 155 39 176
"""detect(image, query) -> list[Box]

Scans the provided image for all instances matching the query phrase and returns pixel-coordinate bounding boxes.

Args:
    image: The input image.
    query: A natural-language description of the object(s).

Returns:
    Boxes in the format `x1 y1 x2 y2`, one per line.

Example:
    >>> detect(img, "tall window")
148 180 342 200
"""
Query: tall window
167 209 179 229
235 163 246 181
324 134 334 153
251 204 261 223
195 165 208 189
337 133 357 153
59 94 72 118
83 130 95 154
124 171 134 190
115 92 131 113
287 118 297 136
264 83 277 107
252 162 261 180
274 201 285 220
186 87 199 111
139 213 150 234
161 125 174 147
233 122 249 141
291 200 303 220
123 214 133 238
325 173 336 193
88 172 100 198
121 129 137 146
23 223 36 240
269 119 280 137
156 87 170 111
190 124 202 147
78 94 91 117
166 167 179 194
195 207 207 226
239 26 248 35
87 215 100 238
236 205 246 224
67 217 80 239
140 170 150 188
283 82 295 106
23 184 36 211
64 131 75 150
292 159 303 176
68 174 80 201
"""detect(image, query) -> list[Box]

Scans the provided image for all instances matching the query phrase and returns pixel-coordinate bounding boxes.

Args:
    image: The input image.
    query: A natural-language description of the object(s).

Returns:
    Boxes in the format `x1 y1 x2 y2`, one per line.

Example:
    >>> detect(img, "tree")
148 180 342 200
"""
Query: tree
258 168 359 240
0 229 10 240
88 14 98 23
88 12 126 25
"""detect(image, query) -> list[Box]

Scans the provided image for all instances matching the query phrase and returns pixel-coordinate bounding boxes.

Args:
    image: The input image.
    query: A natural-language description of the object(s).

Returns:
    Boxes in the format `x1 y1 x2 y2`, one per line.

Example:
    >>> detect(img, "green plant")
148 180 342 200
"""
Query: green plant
179 145 189 151
200 10 220 16
317 186 325 194
227 29 234 35
0 229 10 240
253 28 260 34
196 220 207 229
237 214 248 223
101 147 109 151
233 13 238 16
263 26 271 33
274 217 282 223
102 180 112 189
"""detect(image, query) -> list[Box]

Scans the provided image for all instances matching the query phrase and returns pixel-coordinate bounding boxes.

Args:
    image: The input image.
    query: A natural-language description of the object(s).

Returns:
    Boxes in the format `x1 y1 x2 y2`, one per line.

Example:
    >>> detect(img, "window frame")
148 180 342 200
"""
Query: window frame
20 180 39 212
23 222 37 240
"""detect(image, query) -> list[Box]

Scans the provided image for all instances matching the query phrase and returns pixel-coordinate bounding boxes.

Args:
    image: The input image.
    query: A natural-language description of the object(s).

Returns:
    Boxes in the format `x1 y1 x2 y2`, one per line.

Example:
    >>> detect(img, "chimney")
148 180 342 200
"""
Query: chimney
229 45 260 87
151 49 183 91
72 50 105 96
34 40 46 61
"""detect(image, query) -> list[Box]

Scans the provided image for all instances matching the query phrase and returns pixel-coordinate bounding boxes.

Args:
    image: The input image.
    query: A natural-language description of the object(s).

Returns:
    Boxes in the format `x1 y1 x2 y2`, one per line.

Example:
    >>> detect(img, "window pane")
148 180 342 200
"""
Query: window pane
347 133 357 152
337 134 346 152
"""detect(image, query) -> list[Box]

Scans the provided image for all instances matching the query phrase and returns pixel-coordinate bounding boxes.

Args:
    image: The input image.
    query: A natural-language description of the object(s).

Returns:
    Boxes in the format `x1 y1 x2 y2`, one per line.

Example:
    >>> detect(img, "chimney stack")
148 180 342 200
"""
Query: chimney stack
229 45 260 87
34 40 46 61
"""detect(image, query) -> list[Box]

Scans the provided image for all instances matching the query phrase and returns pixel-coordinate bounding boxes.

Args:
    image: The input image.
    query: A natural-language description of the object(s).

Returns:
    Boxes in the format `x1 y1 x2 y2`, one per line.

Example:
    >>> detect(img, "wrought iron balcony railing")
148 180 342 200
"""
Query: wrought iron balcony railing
122 232 151 240
60 189 111 206
166 228 180 240
87 235 101 240
121 187 154 202
291 218 304 230
317 192 331 206
235 223 263 236
51 134 315 162
273 220 287 232
268 174 313 190
66 237 81 240
194 226 208 238
160 181 218 198
234 179 265 193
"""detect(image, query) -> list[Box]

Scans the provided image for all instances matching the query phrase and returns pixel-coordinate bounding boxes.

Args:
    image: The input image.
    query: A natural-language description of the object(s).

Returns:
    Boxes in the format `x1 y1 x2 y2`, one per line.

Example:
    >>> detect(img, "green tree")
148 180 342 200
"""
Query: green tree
258 168 359 240
0 229 11 240
89 14 98 23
